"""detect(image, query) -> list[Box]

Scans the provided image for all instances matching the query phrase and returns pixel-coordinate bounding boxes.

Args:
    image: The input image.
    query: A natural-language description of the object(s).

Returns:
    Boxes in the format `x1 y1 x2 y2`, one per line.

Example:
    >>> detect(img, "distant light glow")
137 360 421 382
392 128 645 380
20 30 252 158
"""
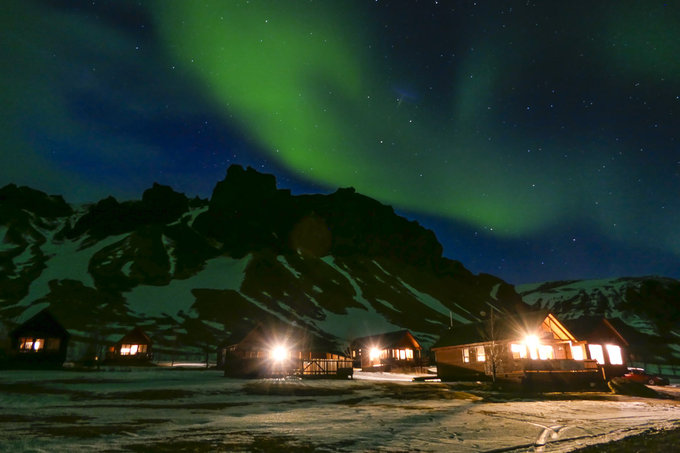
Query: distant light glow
524 335 540 360
271 345 289 362
369 348 381 361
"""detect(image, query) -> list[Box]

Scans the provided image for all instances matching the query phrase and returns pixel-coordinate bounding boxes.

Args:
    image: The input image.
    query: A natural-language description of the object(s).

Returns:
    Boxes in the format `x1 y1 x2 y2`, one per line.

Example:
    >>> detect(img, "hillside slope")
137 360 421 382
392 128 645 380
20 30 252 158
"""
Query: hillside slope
517 277 680 364
0 166 525 362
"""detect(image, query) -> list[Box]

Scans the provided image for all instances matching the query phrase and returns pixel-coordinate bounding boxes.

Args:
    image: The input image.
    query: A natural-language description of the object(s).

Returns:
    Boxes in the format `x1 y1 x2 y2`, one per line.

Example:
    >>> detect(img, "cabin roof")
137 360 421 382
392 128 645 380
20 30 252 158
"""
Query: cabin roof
432 311 573 349
232 322 341 354
561 317 629 346
115 327 152 346
350 330 422 350
10 309 70 339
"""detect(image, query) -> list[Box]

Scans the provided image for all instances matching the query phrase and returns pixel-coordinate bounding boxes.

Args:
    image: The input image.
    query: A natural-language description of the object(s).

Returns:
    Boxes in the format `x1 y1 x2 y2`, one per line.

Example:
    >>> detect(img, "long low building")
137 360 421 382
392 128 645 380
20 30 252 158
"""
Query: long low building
432 311 603 390
220 322 352 379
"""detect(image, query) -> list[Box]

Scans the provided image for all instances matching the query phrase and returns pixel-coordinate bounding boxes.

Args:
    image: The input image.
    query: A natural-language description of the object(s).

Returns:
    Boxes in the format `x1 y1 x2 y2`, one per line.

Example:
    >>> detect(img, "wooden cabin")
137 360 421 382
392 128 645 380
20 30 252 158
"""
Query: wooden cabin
8 309 70 369
221 323 352 379
432 312 602 389
350 330 423 372
562 317 629 379
105 327 153 364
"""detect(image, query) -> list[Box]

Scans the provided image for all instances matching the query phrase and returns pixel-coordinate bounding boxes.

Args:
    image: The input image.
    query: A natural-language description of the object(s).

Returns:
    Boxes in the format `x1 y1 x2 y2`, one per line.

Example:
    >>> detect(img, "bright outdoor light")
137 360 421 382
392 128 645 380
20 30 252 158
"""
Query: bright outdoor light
369 348 381 361
271 345 288 362
524 335 540 360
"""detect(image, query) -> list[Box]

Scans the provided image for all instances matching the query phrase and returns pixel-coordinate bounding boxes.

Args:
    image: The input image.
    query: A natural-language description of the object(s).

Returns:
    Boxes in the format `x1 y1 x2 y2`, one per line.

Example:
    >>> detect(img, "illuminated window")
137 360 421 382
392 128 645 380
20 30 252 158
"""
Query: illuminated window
538 345 554 360
510 343 527 359
571 344 584 360
588 344 605 365
399 350 406 360
19 338 34 351
405 349 413 359
605 345 623 365
477 347 486 362
462 348 470 363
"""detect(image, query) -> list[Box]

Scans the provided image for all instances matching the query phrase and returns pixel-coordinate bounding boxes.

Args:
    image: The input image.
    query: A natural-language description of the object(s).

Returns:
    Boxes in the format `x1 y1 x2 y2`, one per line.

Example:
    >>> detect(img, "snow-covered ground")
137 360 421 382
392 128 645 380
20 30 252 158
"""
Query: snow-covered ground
1 369 679 452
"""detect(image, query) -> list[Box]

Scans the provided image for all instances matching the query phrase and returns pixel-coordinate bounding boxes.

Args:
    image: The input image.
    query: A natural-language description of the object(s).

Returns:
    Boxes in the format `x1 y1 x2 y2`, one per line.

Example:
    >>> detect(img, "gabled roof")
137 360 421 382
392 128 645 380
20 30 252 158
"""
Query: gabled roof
350 330 422 350
115 327 152 346
432 311 574 349
561 317 629 346
233 322 340 354
10 309 70 339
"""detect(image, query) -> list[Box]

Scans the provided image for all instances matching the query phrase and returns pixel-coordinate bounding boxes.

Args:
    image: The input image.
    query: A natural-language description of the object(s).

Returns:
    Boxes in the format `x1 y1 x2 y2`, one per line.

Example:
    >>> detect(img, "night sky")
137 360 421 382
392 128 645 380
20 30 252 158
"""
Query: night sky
2 1 679 284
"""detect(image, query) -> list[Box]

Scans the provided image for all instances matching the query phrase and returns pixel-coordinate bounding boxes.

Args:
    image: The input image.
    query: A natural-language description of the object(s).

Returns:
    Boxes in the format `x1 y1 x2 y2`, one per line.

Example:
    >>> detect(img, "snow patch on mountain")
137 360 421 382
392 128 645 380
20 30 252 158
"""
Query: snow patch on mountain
321 256 372 312
315 307 401 344
124 254 251 318
277 256 301 278
20 233 127 307
397 277 468 322
161 234 177 277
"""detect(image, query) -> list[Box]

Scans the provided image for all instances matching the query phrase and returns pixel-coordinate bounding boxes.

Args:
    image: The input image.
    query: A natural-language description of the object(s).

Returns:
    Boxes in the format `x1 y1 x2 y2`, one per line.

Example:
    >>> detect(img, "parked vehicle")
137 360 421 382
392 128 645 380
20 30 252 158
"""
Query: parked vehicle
622 367 669 386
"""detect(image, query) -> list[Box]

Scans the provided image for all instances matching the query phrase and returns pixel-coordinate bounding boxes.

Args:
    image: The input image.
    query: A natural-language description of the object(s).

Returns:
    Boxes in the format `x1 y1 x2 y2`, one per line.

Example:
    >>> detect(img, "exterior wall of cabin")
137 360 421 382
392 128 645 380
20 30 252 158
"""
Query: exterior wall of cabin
435 339 599 383
357 347 419 370
10 334 69 368
9 326 70 369
223 345 352 378
585 342 627 379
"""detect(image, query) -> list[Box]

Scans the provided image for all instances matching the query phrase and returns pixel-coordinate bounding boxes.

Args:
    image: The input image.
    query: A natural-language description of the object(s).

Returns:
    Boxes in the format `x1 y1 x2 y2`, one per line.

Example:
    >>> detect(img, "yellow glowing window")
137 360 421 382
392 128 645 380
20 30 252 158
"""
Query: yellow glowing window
588 344 605 365
538 345 554 360
19 338 34 351
571 344 584 360
477 347 486 362
510 343 527 359
462 348 470 363
405 349 413 359
605 345 623 365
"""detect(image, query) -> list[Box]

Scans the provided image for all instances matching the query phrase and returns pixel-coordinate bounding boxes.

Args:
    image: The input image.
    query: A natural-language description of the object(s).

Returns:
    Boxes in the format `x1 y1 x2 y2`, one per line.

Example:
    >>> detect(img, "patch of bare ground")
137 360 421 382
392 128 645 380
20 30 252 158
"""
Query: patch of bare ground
124 431 325 452
242 381 359 396
375 382 482 401
55 401 252 410
32 423 148 438
0 414 92 423
571 426 680 452
0 382 92 399
97 388 196 400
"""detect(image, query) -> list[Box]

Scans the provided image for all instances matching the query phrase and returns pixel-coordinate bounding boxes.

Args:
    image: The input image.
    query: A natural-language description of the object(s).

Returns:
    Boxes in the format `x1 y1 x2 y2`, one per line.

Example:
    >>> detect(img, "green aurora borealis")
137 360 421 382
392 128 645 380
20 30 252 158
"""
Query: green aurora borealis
2 0 679 283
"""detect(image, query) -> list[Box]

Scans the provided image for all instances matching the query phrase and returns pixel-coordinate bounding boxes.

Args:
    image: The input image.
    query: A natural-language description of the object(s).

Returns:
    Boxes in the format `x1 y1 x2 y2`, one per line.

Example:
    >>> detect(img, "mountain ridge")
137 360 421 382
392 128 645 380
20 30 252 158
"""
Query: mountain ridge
0 165 524 362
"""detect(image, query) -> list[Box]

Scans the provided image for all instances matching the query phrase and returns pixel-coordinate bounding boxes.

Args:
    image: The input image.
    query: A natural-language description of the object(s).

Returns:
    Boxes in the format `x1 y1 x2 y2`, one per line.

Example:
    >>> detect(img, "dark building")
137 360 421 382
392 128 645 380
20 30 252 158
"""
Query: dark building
350 330 423 372
106 327 153 364
562 317 629 379
221 323 352 379
8 309 70 369
432 311 602 390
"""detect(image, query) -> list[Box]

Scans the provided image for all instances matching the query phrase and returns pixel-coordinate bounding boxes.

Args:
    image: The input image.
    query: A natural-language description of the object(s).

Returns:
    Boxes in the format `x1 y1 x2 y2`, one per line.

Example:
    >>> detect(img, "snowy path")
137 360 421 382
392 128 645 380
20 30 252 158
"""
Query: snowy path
0 369 679 452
